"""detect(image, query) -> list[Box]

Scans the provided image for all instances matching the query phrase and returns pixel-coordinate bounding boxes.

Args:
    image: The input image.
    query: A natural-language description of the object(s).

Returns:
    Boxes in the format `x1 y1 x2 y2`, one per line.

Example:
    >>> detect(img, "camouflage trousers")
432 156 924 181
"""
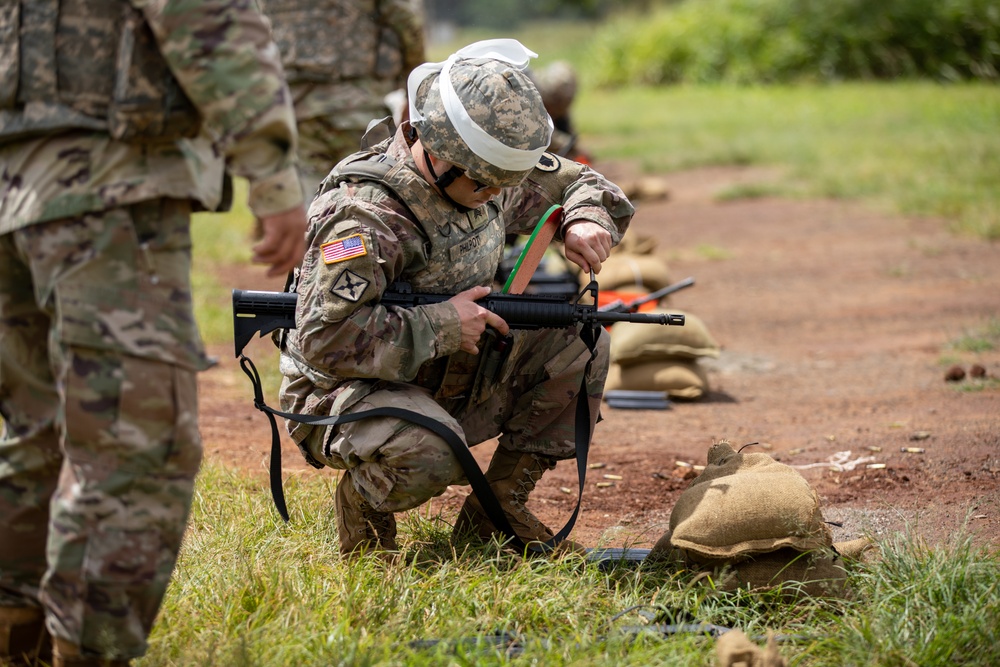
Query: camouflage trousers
0 199 210 659
302 325 610 513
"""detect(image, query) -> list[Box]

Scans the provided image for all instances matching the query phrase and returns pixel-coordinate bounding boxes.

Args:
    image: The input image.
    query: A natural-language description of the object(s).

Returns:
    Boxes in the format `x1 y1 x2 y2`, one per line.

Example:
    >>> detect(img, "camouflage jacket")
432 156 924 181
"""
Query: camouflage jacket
0 0 303 231
278 127 633 445
262 0 426 122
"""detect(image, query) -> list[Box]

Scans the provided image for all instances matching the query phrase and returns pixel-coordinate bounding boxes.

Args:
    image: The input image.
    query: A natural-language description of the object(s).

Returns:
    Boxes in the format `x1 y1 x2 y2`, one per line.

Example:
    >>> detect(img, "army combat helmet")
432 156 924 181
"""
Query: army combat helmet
407 39 554 189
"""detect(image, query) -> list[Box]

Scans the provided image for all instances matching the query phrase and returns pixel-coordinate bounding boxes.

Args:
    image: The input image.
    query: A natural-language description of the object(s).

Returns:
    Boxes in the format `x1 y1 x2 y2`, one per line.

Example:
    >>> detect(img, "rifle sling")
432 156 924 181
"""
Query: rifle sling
237 322 598 554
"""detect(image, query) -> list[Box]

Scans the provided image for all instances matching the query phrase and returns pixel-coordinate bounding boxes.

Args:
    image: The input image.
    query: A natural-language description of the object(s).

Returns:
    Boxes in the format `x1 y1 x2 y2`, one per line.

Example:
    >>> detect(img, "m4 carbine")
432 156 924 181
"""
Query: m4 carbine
232 282 685 357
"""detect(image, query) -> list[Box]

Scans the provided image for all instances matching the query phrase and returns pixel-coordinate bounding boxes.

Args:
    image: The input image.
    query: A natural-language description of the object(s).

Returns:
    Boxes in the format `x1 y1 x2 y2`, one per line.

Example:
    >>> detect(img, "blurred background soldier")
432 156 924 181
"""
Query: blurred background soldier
529 60 591 165
263 0 428 198
0 1 306 665
528 60 669 202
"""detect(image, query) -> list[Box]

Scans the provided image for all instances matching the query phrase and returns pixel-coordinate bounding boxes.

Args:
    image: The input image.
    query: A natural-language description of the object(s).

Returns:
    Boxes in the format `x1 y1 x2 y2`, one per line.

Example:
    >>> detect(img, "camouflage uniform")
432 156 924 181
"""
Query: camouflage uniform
278 121 632 529
262 0 426 198
0 0 302 661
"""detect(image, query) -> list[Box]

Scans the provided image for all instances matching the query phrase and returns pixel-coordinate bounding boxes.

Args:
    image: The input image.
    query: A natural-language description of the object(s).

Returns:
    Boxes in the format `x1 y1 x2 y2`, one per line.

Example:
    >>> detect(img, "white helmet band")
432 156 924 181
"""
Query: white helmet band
408 39 553 172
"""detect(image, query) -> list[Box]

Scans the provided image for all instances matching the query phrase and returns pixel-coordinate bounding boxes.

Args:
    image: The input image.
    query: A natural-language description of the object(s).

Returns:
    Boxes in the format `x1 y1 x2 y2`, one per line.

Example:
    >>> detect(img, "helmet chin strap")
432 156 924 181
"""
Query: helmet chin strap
423 151 473 213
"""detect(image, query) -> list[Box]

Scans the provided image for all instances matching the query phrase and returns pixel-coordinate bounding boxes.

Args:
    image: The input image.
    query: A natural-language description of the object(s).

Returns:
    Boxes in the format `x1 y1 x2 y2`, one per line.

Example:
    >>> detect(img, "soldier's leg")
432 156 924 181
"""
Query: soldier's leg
304 383 468 555
10 201 208 661
0 233 60 665
500 326 610 458
454 325 610 547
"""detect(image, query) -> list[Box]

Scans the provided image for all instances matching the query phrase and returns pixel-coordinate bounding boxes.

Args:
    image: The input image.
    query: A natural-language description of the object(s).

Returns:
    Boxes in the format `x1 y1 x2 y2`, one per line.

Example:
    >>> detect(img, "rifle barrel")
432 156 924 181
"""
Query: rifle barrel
595 311 685 326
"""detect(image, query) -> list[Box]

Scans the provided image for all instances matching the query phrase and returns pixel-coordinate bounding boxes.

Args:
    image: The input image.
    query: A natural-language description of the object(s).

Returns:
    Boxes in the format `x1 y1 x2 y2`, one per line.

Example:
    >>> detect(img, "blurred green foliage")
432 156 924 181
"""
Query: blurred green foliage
424 0 624 28
589 0 1000 85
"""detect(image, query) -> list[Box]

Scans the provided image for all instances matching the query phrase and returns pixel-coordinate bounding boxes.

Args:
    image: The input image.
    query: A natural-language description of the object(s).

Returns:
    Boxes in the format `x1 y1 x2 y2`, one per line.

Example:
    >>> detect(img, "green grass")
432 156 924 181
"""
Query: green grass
575 82 1000 239
139 463 1000 666
949 318 1000 354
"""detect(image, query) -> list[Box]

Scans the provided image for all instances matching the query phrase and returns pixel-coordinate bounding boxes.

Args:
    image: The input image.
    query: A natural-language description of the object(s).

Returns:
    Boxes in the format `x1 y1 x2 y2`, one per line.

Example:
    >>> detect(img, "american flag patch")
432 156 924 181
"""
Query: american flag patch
321 234 367 265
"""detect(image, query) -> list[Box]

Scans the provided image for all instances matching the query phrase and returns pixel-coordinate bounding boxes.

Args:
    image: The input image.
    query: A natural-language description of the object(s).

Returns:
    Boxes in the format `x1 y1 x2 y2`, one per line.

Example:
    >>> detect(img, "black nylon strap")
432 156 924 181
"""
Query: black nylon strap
238 323 599 553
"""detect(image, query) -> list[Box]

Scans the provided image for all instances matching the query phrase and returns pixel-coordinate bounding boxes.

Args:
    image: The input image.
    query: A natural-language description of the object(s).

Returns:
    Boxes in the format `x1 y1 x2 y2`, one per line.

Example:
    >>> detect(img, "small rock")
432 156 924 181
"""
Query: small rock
970 364 987 378
945 365 966 382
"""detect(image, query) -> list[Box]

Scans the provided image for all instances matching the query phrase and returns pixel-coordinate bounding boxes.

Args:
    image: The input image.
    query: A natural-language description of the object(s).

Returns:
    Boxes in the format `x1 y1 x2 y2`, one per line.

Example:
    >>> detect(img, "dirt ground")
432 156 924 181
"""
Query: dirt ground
199 163 1000 553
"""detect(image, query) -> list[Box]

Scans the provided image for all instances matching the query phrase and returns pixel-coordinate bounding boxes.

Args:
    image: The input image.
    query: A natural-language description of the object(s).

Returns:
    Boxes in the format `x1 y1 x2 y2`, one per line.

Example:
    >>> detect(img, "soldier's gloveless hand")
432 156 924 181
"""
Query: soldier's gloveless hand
449 285 510 354
253 204 308 277
563 220 613 274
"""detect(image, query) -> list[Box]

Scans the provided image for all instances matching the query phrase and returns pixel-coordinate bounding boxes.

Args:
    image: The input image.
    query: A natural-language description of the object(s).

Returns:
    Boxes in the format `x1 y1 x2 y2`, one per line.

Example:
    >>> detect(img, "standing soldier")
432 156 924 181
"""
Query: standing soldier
262 0 427 198
0 1 307 665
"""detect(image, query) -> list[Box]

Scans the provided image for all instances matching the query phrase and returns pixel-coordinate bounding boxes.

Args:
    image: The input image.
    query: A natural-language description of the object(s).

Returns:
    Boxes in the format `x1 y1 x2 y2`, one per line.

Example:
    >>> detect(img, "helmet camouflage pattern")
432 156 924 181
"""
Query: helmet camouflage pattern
409 40 553 188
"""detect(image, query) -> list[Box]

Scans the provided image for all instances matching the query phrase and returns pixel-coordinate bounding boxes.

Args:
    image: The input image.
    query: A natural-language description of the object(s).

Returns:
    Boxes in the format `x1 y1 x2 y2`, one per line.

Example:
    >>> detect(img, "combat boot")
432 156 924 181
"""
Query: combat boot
453 449 584 554
51 638 129 667
335 474 398 557
0 606 51 667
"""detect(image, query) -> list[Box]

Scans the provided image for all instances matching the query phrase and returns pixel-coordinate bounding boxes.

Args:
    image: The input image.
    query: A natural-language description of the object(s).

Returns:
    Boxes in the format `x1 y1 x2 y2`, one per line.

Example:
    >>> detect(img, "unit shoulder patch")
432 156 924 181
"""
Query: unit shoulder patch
536 153 562 172
330 269 370 302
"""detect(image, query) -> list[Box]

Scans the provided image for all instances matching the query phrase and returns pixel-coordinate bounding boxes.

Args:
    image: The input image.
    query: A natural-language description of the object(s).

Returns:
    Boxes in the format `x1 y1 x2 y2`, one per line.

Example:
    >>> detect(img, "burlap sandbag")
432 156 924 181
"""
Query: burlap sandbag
646 442 866 598
668 441 833 560
613 233 660 256
610 309 720 364
712 547 848 597
604 360 709 399
716 630 787 667
593 254 672 291
649 531 851 598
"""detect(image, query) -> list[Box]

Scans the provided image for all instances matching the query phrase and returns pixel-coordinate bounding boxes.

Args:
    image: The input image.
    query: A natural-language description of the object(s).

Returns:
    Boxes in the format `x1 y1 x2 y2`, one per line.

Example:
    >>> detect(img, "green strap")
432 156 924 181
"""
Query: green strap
502 204 563 294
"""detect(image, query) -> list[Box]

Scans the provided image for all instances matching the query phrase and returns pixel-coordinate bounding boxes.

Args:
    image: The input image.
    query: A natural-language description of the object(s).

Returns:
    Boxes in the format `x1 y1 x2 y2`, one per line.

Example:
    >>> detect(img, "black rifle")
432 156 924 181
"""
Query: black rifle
232 282 685 358
233 280 685 549
598 276 695 314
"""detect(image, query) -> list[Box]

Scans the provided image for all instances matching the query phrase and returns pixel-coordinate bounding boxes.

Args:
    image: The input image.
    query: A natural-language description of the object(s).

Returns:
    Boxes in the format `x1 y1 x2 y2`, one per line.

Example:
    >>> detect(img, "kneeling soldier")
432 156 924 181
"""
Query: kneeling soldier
278 39 634 556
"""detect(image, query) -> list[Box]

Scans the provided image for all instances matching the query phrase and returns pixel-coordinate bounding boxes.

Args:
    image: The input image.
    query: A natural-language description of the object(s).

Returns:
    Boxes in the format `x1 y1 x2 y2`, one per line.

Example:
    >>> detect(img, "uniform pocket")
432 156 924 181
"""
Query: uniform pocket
62 351 202 480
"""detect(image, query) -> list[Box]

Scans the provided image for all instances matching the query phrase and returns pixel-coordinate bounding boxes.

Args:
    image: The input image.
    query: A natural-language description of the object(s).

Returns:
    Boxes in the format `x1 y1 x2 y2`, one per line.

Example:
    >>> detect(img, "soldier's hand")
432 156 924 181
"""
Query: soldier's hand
252 205 307 277
563 221 612 274
450 285 509 354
